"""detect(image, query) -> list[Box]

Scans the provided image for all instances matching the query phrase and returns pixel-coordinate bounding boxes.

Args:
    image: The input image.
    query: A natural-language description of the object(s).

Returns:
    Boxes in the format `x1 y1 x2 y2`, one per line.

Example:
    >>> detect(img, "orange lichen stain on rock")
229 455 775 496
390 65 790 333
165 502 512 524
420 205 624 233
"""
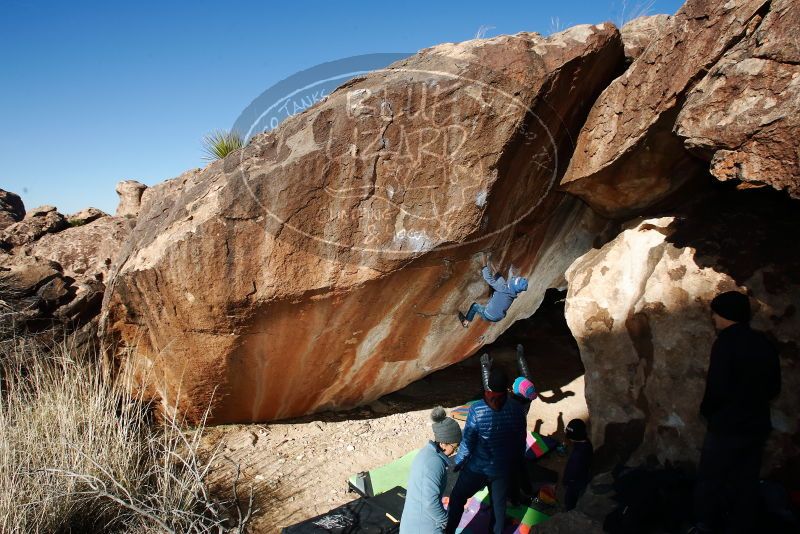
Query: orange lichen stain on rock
109 194 585 423
219 270 418 421
207 255 503 422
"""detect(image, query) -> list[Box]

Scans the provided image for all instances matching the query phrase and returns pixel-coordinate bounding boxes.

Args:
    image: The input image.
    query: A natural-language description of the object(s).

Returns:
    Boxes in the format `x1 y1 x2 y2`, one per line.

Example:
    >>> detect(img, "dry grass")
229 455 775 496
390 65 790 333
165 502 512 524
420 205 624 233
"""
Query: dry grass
0 336 252 533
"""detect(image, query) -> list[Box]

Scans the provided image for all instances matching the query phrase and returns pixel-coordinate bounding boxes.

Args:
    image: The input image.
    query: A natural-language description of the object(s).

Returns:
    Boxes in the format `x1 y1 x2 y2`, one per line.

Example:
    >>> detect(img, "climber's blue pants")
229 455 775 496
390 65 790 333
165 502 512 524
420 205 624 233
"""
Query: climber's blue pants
465 302 499 322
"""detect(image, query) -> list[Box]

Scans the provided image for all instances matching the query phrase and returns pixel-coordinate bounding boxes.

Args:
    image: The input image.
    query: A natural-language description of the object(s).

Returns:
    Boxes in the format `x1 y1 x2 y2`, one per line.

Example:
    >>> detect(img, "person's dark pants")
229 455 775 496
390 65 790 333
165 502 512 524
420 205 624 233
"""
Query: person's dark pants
465 302 498 323
693 431 766 534
507 453 531 504
445 467 509 534
564 481 587 511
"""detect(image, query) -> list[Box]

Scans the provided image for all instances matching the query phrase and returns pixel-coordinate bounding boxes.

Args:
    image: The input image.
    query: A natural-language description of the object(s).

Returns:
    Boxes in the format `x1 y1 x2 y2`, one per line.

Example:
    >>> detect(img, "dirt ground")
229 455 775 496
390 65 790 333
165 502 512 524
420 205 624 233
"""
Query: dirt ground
203 292 588 532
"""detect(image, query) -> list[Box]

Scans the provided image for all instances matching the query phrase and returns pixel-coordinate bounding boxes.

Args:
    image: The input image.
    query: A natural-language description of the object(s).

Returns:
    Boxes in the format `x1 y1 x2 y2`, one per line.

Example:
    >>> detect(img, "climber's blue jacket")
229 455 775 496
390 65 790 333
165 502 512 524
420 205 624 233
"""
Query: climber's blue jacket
482 266 528 321
453 394 527 478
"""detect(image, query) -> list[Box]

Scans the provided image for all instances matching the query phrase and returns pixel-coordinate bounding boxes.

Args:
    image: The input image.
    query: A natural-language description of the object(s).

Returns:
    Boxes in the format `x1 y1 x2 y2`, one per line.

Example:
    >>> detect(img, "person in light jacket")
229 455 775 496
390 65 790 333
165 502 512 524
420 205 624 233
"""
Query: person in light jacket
400 407 462 534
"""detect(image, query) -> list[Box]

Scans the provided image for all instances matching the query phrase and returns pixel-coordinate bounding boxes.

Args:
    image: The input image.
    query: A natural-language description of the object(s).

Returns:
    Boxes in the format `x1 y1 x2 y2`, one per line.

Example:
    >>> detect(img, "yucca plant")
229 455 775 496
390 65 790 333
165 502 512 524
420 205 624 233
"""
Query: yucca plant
201 130 244 161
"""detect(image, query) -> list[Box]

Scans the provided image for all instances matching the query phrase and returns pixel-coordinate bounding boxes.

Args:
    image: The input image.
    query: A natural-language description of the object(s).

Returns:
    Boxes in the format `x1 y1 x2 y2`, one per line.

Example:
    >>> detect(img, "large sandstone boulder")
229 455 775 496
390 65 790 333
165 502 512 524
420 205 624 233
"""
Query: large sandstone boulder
101 25 624 423
0 254 64 303
0 259 101 349
676 0 800 197
115 180 147 218
564 187 799 474
561 0 774 217
0 189 25 231
619 14 671 61
0 205 68 248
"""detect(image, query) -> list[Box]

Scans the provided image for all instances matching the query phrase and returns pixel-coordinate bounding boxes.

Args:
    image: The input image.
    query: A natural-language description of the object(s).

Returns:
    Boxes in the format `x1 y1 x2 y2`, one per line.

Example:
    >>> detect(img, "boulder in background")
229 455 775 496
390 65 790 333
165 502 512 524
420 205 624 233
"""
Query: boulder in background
115 180 148 218
0 189 25 231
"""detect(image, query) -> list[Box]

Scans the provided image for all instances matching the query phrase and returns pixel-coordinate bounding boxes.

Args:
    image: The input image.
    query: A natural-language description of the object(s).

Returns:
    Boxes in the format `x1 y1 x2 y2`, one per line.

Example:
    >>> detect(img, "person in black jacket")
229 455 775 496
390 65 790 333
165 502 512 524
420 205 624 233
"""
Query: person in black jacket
691 291 781 534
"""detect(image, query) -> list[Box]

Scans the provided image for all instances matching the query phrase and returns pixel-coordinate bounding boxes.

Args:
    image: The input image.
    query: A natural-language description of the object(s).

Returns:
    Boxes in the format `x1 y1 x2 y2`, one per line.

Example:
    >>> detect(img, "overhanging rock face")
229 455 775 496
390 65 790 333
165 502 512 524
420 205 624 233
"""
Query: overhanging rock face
560 0 779 218
101 25 622 423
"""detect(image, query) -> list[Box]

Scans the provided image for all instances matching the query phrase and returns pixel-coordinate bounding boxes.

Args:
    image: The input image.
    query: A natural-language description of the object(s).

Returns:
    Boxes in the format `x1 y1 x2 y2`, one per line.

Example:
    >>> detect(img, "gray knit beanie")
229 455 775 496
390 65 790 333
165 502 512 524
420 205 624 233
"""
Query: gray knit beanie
431 406 462 444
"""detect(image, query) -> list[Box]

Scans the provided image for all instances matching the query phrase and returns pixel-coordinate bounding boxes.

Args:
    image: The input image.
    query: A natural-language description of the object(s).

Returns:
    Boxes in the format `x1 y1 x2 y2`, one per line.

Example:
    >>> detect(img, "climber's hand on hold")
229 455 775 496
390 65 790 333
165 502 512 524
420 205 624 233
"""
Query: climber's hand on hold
480 251 494 271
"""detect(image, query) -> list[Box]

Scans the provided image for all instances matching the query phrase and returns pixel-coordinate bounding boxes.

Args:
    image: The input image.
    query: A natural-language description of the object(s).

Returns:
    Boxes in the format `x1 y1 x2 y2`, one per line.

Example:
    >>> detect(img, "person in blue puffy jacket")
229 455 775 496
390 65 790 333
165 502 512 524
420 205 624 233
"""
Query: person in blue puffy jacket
480 346 538 505
459 258 528 328
444 368 527 534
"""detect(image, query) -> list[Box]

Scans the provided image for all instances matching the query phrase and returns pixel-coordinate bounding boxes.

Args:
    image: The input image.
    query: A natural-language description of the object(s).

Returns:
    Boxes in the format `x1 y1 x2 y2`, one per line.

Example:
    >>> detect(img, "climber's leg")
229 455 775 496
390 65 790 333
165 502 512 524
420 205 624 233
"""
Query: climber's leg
459 302 485 327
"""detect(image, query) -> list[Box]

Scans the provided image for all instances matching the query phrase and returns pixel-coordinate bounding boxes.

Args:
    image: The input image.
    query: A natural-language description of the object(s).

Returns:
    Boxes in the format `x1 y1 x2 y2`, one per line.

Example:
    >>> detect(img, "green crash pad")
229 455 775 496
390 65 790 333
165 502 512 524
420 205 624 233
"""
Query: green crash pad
348 444 552 531
349 449 419 497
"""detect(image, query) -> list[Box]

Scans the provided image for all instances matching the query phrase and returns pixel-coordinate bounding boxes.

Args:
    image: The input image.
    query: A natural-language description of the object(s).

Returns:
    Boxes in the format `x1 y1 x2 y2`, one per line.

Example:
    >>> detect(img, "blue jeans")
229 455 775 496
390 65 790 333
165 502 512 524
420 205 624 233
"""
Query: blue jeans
465 302 498 322
445 467 509 534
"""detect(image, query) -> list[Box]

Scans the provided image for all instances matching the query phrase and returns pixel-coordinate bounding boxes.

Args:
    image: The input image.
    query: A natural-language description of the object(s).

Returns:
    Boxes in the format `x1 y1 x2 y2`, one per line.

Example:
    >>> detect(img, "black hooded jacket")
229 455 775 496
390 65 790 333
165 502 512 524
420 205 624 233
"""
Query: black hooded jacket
700 323 781 436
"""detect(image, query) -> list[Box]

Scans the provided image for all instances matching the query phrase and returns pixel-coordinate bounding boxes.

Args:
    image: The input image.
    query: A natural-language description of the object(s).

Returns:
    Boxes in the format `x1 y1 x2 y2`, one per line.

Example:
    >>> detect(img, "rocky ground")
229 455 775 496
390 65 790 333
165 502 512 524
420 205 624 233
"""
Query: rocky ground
203 297 587 532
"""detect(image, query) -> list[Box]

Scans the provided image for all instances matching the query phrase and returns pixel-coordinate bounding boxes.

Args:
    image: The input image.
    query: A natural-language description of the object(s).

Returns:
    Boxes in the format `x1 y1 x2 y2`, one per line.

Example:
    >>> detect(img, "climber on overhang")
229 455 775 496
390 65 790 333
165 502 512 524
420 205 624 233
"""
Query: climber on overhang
458 253 529 328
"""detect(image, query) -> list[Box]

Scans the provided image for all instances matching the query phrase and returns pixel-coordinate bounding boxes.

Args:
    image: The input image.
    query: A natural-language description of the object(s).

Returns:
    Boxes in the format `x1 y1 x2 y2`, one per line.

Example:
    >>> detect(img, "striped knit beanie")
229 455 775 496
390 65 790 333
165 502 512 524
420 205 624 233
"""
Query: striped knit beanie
512 377 537 400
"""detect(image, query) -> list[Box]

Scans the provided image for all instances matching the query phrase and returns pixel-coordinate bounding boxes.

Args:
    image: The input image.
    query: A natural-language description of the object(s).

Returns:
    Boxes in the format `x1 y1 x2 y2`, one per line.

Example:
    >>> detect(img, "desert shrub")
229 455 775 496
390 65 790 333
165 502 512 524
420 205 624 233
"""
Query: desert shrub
0 338 248 533
201 131 244 161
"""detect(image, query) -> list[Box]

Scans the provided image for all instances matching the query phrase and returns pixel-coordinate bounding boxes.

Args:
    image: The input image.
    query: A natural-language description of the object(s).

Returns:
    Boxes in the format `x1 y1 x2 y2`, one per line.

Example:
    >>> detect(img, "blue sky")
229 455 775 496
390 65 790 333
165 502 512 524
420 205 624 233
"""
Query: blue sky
0 0 684 214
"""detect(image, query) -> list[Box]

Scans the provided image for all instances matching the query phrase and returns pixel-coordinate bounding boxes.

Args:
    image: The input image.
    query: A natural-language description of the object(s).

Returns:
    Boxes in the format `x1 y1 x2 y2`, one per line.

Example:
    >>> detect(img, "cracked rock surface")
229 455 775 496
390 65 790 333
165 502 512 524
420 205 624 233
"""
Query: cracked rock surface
560 0 799 217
